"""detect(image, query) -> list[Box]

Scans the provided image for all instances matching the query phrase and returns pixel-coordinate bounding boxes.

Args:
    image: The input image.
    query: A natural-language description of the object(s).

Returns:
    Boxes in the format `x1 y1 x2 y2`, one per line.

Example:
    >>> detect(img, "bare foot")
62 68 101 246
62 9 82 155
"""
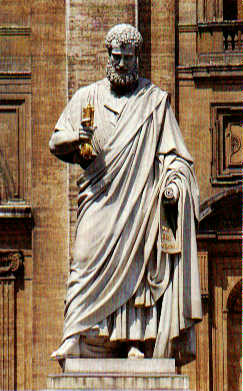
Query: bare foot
51 334 80 360
128 346 144 359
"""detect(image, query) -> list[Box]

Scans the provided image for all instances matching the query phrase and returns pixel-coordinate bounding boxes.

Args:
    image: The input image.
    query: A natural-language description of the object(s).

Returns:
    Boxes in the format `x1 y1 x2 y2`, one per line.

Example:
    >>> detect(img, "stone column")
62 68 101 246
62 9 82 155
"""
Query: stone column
0 251 23 391
0 278 15 390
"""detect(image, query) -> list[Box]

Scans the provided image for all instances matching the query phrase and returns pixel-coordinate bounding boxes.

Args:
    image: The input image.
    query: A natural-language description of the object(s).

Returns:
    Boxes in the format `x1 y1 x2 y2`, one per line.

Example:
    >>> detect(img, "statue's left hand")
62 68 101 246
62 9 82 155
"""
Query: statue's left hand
162 183 179 205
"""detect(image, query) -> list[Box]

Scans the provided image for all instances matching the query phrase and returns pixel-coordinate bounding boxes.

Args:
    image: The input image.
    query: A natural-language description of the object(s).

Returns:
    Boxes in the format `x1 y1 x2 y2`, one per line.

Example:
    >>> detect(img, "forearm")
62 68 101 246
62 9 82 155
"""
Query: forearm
49 128 95 168
49 129 80 155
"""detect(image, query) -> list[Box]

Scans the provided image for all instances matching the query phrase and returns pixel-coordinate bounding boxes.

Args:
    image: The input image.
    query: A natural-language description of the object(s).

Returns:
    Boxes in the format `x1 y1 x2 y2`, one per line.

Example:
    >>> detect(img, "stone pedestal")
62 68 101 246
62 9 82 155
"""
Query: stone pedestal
46 359 191 390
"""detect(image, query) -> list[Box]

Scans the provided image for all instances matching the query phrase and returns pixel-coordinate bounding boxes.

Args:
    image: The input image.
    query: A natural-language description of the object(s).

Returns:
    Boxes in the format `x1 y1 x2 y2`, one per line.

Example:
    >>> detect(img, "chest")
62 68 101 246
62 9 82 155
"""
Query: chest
92 93 129 153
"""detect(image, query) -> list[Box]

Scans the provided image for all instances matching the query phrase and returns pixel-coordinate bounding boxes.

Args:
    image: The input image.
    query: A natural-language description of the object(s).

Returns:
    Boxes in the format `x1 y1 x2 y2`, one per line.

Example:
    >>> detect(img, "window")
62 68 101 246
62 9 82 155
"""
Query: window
223 0 238 20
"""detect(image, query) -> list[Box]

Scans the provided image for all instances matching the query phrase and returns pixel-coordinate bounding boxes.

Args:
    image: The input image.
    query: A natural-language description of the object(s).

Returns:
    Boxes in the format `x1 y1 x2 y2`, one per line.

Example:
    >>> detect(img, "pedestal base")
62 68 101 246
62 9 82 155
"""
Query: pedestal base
46 359 190 390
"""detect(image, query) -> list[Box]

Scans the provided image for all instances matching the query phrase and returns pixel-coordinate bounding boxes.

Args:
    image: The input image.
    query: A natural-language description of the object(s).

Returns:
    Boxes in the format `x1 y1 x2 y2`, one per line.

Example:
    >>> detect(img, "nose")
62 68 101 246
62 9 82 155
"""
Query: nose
119 56 125 68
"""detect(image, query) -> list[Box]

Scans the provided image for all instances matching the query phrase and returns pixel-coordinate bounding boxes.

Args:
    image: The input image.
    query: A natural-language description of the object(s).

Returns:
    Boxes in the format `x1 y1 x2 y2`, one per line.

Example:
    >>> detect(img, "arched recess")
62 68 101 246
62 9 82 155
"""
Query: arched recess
227 280 242 391
227 279 242 310
196 185 242 391
199 185 242 235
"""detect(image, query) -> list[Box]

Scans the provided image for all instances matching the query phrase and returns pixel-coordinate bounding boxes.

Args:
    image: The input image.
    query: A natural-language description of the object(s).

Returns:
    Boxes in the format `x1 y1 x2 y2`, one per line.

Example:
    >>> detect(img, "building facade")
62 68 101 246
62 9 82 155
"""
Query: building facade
0 1 241 390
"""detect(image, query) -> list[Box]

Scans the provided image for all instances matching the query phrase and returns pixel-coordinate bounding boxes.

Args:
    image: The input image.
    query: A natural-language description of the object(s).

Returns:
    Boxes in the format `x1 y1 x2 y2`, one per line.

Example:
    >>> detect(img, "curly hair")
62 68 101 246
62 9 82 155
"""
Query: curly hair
105 24 143 54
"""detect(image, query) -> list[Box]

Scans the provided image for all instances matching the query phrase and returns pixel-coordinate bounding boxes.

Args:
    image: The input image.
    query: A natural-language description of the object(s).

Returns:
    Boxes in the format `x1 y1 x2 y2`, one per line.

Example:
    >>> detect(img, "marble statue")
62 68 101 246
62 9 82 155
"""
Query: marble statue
49 24 202 362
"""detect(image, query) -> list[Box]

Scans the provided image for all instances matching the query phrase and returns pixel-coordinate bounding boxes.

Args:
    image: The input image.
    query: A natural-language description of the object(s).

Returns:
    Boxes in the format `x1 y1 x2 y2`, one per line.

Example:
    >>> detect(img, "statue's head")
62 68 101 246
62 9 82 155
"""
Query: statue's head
105 24 143 92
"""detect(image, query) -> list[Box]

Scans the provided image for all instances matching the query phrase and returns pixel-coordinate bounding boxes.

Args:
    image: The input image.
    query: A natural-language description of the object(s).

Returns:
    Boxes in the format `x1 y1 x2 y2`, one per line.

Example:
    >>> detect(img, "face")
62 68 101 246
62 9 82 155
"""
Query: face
106 41 139 92
109 43 137 75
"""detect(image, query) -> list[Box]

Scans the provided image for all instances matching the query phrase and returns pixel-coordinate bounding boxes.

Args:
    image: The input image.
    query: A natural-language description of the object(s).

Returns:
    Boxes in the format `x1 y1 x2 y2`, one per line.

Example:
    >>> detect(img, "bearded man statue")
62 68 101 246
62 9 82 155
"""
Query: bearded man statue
49 24 202 362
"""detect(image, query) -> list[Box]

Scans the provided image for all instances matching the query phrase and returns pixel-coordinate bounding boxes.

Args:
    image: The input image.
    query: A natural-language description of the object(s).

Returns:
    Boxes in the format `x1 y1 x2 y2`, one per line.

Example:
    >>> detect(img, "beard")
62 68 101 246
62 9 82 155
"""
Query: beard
106 60 139 94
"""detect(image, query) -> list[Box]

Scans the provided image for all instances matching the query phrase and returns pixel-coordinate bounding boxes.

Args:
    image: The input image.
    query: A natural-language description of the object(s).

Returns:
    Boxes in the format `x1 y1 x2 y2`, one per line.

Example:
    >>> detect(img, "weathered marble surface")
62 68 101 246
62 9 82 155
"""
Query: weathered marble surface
47 358 190 390
63 358 175 373
49 24 202 363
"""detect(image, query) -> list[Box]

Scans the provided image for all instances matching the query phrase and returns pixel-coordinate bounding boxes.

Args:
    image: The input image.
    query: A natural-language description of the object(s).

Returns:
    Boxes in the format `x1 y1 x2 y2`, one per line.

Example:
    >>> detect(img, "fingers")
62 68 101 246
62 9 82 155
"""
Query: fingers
79 125 94 142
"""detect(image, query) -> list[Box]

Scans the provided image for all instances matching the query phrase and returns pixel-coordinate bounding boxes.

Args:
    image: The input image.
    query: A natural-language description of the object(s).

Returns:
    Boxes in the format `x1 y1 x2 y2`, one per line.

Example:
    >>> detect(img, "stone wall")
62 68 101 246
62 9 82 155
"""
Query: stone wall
177 2 242 391
0 1 68 389
31 2 68 388
177 0 242 202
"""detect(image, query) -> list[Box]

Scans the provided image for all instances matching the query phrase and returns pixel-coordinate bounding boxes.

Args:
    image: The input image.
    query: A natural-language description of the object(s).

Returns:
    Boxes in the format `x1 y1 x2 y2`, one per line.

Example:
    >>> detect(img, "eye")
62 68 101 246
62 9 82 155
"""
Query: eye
112 54 121 61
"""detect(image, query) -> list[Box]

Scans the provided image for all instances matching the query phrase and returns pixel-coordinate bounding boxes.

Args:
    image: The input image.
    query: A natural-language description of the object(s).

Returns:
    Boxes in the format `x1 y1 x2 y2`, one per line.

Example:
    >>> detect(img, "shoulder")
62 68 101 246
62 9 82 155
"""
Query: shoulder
64 80 104 114
139 78 168 98
137 78 168 108
70 80 101 101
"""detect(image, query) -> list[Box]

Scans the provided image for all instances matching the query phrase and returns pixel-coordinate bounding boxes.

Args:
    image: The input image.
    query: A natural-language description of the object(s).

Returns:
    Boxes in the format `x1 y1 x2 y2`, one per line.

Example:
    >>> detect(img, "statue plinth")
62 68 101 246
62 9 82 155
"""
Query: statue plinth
46 359 191 390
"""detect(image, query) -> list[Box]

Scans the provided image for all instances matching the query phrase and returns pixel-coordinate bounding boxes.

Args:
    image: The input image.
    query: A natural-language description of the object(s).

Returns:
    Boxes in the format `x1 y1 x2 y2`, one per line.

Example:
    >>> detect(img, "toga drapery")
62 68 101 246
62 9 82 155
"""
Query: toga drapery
51 78 202 361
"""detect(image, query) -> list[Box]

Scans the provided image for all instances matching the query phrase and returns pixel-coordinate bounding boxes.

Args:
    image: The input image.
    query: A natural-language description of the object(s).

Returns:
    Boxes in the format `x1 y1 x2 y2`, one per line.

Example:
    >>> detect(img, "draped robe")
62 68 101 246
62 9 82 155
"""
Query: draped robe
51 78 202 361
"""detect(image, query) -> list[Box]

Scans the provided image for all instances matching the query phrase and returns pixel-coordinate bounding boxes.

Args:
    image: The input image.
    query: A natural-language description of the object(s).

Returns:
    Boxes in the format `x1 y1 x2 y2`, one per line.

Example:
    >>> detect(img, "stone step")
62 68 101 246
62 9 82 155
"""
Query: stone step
46 359 190 390
63 358 176 374
47 373 190 390
45 389 190 391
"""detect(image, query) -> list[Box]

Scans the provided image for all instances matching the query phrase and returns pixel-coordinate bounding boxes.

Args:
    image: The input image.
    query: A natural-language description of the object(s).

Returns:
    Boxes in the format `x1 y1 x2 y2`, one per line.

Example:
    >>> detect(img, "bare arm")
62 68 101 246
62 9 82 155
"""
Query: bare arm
49 128 80 154
49 127 95 168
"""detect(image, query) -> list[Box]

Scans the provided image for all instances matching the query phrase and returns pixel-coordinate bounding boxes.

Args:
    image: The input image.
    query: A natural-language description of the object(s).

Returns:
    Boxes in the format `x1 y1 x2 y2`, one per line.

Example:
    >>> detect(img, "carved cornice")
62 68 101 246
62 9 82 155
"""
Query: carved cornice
178 22 243 34
0 73 31 80
0 26 31 36
0 57 31 79
178 24 198 33
0 202 32 219
198 21 243 30
0 250 23 276
177 64 243 79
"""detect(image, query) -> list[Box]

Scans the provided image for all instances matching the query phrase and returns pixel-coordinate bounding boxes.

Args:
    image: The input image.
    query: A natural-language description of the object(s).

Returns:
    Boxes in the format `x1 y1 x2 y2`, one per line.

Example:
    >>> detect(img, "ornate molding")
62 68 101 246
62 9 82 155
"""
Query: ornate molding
0 202 32 219
198 21 243 30
0 57 31 79
0 94 31 202
0 250 23 276
177 64 243 79
178 24 198 33
210 102 242 185
229 133 241 160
